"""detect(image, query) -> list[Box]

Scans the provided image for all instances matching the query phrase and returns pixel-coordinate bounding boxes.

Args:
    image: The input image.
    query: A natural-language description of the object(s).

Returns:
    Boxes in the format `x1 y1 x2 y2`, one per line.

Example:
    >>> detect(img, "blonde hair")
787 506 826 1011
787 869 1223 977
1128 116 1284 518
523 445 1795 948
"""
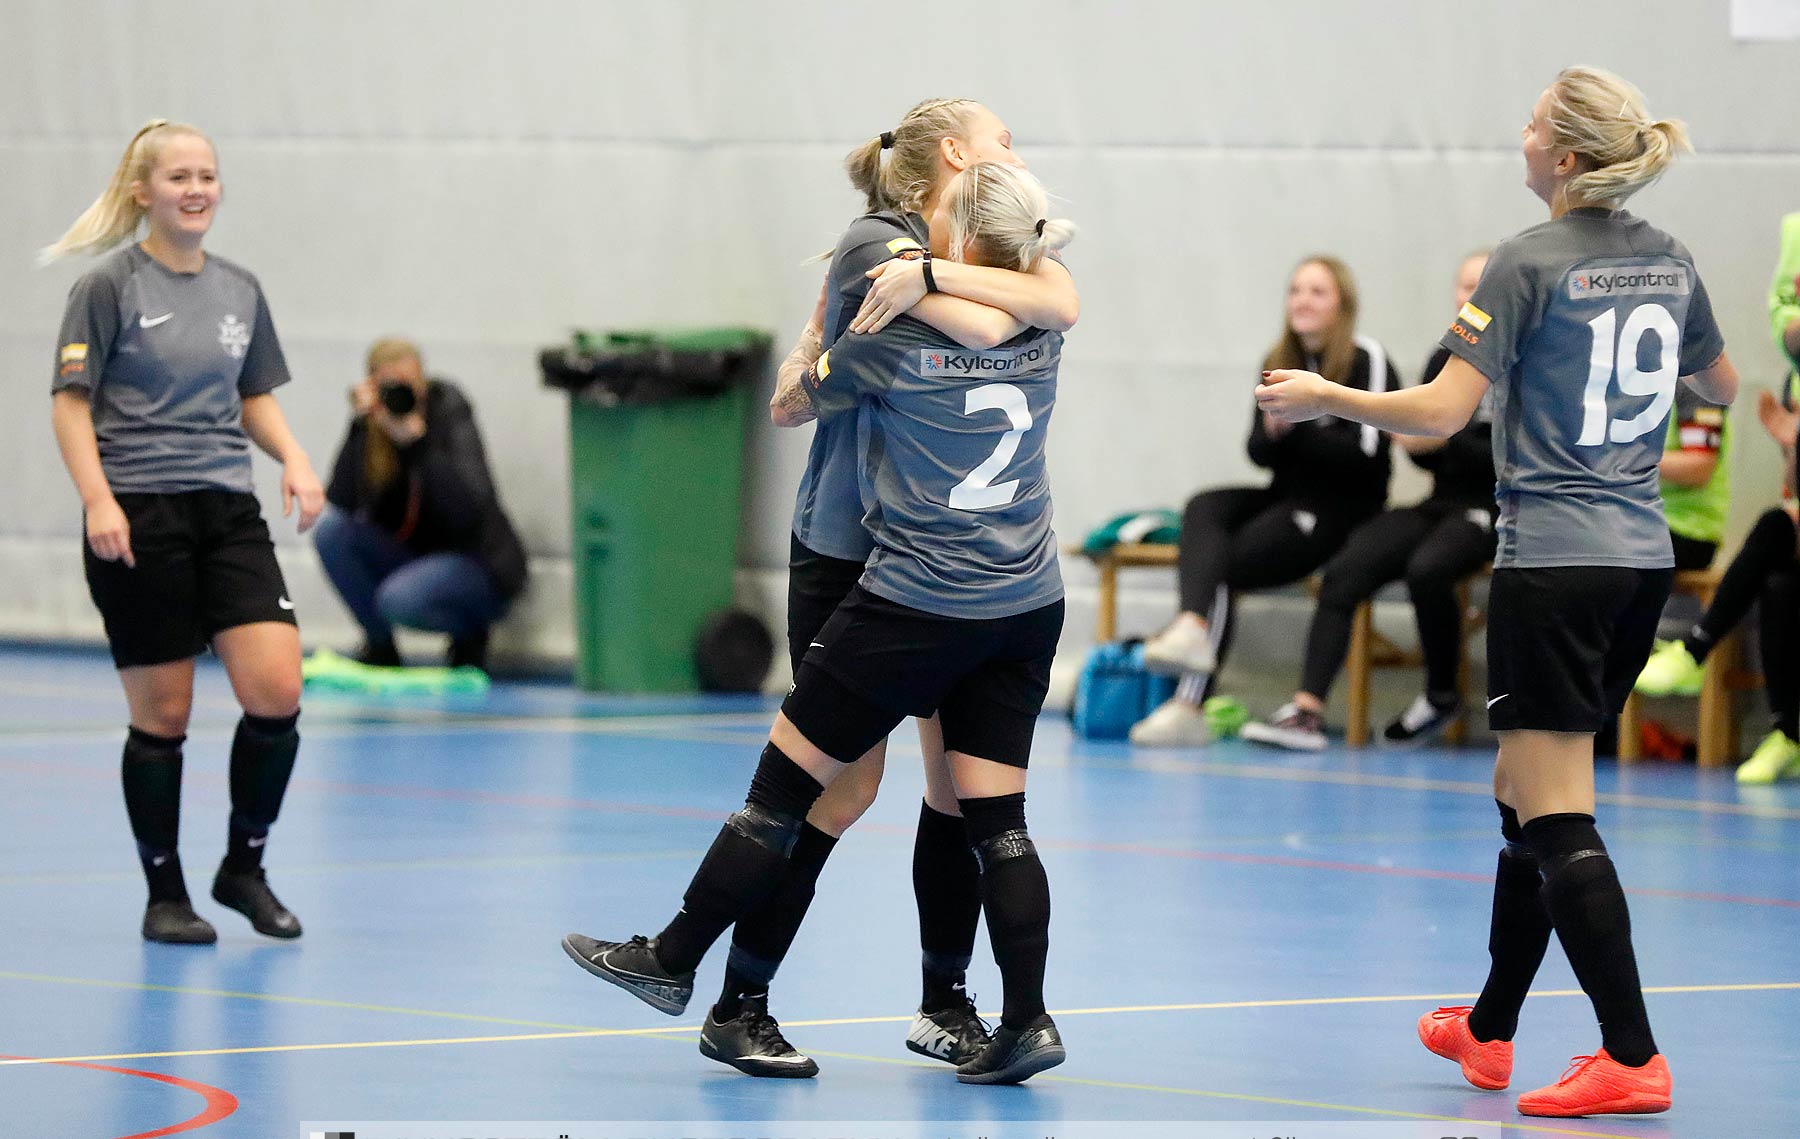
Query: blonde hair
1542 66 1691 209
361 338 426 493
845 98 983 215
938 163 1075 274
39 119 212 265
1263 256 1361 386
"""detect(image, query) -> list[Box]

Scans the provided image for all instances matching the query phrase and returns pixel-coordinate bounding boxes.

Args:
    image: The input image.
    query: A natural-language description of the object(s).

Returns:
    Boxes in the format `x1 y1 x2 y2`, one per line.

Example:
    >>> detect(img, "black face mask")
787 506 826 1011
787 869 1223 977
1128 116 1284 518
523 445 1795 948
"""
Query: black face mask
378 382 418 416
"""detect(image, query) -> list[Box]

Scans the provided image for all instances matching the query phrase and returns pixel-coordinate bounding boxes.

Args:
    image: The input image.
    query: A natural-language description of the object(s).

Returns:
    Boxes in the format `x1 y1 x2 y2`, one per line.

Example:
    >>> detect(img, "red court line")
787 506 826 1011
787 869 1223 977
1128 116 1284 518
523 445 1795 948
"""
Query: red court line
0 1053 237 1138
6 756 1798 910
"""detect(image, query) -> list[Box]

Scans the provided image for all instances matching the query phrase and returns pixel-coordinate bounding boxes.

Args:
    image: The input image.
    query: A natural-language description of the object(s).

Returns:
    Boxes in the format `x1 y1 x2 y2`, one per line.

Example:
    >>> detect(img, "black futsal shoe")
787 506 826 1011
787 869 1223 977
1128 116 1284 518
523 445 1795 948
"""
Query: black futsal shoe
561 933 694 1015
142 899 218 945
698 994 820 1078
954 1012 1066 1085
906 992 993 1065
211 868 303 938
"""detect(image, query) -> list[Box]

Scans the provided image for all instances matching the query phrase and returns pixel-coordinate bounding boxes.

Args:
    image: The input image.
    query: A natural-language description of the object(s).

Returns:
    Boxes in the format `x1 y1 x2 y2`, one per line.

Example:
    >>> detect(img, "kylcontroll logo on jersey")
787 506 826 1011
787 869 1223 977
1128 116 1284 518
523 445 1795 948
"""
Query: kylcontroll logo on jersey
1566 265 1690 300
219 314 250 359
920 338 1050 377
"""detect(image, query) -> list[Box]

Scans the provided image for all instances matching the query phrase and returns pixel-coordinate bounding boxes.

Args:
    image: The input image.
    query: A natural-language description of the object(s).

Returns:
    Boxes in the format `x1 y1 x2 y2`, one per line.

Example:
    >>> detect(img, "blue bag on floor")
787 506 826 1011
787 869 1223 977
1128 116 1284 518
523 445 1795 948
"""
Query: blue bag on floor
1071 640 1176 740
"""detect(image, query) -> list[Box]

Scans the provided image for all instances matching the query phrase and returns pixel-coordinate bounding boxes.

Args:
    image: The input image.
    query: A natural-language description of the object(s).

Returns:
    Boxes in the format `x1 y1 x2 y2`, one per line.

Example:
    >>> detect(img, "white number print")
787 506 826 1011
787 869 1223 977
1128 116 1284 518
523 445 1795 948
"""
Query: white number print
1577 302 1681 446
948 383 1032 510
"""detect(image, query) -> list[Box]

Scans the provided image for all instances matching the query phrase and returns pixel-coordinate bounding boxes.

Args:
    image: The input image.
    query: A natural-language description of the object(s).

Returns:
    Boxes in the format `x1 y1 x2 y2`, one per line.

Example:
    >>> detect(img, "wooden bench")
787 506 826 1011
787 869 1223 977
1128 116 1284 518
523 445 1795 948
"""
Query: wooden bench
1081 542 1485 746
1617 566 1761 769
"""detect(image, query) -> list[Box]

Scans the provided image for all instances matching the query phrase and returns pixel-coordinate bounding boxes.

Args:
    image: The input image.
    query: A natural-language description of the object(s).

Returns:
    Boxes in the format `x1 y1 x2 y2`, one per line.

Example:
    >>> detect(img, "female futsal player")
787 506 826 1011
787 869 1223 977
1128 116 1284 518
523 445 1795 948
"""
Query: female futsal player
1256 68 1737 1117
697 99 1079 1079
45 120 323 944
567 162 1076 1086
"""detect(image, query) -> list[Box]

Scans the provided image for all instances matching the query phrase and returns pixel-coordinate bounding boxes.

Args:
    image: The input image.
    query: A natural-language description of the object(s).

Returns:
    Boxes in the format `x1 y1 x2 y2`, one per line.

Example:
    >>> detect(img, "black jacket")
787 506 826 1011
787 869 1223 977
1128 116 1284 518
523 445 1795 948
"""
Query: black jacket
1408 347 1497 510
1246 344 1395 516
325 379 528 600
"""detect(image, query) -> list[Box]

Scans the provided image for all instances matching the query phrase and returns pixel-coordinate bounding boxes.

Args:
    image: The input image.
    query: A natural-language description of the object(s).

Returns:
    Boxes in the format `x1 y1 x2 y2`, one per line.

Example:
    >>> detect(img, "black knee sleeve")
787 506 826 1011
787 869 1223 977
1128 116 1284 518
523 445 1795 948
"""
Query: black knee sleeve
229 711 300 834
959 792 1033 871
737 742 823 855
1521 812 1607 880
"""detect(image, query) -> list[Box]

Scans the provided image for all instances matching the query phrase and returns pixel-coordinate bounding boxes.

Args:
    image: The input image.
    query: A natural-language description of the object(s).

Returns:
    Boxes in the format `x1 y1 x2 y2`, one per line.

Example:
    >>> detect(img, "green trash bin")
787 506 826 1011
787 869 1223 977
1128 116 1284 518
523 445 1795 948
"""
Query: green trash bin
541 328 773 692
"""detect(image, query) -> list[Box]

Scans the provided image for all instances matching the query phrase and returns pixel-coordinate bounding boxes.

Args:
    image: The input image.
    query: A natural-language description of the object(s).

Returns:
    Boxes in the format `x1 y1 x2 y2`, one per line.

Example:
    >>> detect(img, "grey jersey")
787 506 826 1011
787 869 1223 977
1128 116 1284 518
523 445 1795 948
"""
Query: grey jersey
789 211 929 562
54 244 291 495
1442 208 1725 569
803 319 1064 619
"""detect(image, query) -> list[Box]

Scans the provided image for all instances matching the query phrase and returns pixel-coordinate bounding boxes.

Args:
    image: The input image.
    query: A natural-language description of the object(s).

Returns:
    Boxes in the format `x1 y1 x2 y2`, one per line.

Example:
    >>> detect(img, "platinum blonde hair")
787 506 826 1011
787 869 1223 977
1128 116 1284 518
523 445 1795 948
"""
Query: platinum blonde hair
939 163 1075 272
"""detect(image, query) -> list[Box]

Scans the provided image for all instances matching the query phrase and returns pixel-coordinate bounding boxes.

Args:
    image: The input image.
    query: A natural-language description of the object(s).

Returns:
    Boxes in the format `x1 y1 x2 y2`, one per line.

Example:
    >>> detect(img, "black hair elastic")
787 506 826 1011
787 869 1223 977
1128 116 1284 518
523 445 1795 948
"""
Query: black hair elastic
880 131 896 149
1034 218 1047 236
921 250 938 293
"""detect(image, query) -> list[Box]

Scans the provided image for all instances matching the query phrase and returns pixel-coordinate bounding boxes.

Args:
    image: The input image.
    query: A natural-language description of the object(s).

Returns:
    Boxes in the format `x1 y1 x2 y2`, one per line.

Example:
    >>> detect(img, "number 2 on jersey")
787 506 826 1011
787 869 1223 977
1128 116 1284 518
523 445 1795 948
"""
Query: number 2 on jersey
949 383 1032 510
1578 302 1680 446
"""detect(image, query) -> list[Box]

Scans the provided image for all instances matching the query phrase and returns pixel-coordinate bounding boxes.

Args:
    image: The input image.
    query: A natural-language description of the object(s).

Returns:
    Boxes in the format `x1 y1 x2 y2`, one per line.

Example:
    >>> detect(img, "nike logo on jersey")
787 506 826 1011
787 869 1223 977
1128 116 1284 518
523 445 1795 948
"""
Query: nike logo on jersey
247 835 268 848
808 642 824 650
1487 694 1509 709
139 313 174 328
151 855 169 867
277 597 295 610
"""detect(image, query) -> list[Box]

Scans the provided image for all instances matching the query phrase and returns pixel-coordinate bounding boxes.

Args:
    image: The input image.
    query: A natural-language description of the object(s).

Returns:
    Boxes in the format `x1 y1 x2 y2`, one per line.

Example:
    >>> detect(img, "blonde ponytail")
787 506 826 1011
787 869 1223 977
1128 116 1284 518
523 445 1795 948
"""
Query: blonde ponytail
1545 67 1690 209
940 163 1076 273
845 97 981 214
39 119 209 265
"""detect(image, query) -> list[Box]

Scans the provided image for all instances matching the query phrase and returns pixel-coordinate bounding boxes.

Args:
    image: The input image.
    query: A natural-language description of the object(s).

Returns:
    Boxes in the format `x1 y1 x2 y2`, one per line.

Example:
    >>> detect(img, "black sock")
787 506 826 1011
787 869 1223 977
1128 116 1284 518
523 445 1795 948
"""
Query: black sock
1467 802 1552 1043
223 711 299 874
961 793 1050 1030
122 727 188 902
1524 813 1658 1067
716 822 838 1020
1760 572 1800 740
656 744 823 976
914 801 982 1012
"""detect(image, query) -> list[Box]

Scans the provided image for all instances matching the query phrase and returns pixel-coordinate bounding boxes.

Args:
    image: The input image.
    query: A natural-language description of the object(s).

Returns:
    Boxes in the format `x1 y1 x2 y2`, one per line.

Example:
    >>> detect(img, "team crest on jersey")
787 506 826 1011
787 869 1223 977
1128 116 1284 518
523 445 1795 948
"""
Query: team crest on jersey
920 338 1048 377
218 315 249 359
1566 266 1689 300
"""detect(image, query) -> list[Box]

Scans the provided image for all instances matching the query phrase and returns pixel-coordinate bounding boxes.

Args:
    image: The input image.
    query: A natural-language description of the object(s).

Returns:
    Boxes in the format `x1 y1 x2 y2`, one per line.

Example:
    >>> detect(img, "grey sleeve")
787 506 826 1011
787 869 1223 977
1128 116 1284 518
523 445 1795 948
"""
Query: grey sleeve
802 326 913 423
237 282 293 396
1679 272 1726 376
1440 237 1536 385
52 267 122 394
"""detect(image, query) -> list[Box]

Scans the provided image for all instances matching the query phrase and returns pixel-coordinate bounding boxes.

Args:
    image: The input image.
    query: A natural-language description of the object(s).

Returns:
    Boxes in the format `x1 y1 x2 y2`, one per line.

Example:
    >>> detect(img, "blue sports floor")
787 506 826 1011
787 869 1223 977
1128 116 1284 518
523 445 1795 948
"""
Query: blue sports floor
2 644 1797 1138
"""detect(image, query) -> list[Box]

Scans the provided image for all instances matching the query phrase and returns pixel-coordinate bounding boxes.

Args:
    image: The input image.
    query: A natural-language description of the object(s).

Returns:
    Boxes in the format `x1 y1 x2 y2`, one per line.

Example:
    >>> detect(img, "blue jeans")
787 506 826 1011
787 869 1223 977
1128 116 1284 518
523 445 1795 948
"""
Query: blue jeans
313 508 505 642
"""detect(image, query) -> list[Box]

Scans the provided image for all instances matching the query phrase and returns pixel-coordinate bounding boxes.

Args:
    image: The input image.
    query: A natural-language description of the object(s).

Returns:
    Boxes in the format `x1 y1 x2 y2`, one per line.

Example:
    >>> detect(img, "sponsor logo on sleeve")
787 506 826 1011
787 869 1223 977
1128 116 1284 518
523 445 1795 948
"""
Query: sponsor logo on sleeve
805 349 831 391
919 336 1051 377
58 343 89 376
1694 406 1725 427
886 237 923 255
1457 302 1492 331
1566 265 1690 300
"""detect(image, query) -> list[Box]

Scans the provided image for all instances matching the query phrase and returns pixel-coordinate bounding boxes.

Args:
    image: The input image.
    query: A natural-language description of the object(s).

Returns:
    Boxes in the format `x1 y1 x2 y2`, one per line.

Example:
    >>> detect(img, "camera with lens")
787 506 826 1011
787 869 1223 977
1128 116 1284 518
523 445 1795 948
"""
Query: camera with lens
378 381 418 416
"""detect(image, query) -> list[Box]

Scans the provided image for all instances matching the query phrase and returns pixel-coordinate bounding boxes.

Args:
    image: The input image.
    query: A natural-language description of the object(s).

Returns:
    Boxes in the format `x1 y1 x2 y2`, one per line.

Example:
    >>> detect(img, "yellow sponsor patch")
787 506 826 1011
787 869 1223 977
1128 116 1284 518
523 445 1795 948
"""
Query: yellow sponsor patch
886 237 923 255
1694 406 1725 427
1457 302 1491 332
60 343 88 364
816 350 831 379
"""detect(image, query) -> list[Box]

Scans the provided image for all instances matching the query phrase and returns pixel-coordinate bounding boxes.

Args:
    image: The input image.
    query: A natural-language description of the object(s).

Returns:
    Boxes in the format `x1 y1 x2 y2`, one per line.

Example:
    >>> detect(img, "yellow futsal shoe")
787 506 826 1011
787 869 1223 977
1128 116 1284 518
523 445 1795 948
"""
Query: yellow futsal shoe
1736 730 1800 785
1634 640 1703 698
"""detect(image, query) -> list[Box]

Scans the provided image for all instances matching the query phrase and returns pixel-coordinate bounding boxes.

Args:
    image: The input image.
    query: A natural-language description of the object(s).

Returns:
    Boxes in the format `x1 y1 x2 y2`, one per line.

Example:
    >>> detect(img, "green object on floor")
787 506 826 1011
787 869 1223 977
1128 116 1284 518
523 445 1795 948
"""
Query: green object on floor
301 648 490 696
1203 695 1250 739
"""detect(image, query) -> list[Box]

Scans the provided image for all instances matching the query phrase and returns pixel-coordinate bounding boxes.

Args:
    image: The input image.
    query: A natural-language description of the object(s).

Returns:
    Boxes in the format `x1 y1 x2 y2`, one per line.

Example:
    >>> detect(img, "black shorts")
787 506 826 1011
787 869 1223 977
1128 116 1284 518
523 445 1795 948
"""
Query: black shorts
786 533 866 674
782 585 1064 768
1486 566 1673 733
84 490 296 669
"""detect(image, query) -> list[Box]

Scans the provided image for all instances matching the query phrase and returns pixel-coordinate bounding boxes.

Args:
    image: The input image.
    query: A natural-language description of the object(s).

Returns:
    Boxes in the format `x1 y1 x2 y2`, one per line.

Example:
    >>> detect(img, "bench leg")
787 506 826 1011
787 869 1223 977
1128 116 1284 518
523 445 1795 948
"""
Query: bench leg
1617 692 1642 764
1347 601 1373 748
1096 561 1118 642
1698 628 1738 769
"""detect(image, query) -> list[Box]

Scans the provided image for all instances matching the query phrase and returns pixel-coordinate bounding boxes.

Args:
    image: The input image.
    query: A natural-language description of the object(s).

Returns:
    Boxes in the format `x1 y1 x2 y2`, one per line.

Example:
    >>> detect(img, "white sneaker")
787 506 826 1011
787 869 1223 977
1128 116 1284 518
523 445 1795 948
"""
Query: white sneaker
1239 702 1328 751
1128 698 1213 747
1142 622 1216 677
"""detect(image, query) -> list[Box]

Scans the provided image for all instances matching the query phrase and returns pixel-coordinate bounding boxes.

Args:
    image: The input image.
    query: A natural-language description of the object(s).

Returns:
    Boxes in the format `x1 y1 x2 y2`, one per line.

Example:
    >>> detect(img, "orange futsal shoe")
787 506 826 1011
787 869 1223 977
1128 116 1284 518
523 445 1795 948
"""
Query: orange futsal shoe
1517 1050 1672 1117
1417 1005 1512 1090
